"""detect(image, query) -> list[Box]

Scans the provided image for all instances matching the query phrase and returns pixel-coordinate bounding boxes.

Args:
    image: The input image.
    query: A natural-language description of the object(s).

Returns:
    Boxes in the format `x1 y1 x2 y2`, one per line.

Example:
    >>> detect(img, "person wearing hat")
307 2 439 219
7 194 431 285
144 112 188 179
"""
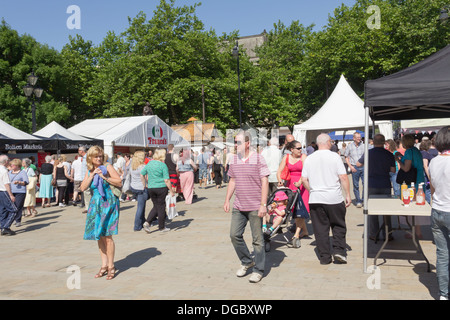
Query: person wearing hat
262 191 288 237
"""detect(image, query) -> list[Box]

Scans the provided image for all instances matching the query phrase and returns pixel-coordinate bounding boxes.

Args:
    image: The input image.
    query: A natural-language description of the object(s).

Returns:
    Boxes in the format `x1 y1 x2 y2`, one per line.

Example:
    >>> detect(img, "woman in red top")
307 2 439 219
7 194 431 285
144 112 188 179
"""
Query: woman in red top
277 140 310 246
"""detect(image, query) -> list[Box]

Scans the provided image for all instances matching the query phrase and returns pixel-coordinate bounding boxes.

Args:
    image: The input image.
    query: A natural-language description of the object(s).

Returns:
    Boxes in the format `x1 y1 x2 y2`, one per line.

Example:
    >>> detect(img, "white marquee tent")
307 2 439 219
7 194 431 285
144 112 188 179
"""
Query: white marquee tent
0 119 48 152
35 121 93 142
68 116 190 158
292 75 393 146
0 119 37 140
400 117 450 133
34 121 103 152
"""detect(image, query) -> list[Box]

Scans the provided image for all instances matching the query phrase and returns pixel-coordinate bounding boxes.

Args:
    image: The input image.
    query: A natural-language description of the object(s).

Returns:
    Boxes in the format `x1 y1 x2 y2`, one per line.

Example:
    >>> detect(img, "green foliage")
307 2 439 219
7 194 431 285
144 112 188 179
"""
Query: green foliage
1 0 450 134
301 0 450 115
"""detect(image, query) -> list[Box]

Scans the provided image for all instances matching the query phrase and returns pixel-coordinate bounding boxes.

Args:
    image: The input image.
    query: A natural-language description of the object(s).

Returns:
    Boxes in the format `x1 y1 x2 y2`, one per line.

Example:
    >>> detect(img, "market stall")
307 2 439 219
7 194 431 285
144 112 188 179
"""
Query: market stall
363 44 450 273
68 115 190 159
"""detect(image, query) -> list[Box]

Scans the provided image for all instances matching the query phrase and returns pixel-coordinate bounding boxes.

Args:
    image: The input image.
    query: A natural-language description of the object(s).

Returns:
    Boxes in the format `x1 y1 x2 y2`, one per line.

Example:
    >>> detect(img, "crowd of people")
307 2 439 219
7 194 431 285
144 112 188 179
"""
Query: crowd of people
223 131 351 283
223 127 449 289
0 126 448 296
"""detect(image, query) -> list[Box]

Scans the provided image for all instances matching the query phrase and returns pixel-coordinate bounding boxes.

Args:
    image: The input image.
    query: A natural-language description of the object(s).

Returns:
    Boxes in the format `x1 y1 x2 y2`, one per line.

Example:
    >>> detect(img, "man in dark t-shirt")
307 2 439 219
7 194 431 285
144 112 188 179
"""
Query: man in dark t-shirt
357 135 395 191
356 134 395 240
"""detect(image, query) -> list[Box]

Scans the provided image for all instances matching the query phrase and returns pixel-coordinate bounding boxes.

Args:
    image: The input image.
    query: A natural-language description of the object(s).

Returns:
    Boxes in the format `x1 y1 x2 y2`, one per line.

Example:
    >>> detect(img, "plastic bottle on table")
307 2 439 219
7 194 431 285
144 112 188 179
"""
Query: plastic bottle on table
401 181 407 201
409 182 416 202
416 183 425 205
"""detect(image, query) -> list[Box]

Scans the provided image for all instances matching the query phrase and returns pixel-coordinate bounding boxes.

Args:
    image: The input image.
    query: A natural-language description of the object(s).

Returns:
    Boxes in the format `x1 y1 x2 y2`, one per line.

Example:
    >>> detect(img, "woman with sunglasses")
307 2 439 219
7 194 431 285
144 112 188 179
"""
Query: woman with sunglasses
277 140 310 247
81 146 122 280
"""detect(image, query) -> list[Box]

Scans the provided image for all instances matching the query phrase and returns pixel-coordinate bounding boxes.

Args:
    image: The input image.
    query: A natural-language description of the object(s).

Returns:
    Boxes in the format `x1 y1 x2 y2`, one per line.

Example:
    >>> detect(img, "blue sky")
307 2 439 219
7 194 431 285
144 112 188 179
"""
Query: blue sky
1 0 356 52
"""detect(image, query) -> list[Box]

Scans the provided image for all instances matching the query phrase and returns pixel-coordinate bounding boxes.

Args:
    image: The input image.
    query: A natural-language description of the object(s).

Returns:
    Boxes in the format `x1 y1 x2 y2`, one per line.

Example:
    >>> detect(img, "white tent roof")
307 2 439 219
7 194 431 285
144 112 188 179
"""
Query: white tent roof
34 121 92 140
0 119 37 140
68 116 190 157
293 75 392 145
401 118 450 131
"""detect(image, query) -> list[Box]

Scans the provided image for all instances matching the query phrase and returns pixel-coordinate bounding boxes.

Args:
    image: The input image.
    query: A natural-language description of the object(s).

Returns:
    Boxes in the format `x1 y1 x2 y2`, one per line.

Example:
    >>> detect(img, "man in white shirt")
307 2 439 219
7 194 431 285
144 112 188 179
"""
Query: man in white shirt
78 146 90 213
0 155 17 236
301 134 351 265
114 153 126 178
261 137 282 194
71 156 84 206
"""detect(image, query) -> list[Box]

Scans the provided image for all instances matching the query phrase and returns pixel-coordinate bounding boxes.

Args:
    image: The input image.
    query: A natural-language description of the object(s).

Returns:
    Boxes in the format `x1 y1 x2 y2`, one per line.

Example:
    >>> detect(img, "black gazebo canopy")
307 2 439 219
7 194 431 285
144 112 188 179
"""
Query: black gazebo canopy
365 44 450 120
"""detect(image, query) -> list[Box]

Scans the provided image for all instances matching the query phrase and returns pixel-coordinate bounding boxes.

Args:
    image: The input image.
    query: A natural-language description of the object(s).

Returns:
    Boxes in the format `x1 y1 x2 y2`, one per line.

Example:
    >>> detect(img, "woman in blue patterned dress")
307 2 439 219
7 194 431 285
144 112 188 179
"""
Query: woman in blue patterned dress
80 146 122 280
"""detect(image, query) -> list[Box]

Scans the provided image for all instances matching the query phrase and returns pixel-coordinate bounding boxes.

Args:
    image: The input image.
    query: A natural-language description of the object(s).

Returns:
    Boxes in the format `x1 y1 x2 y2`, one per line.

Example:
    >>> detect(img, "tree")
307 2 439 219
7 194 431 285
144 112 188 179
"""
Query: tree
83 0 242 131
248 21 314 127
300 0 450 117
0 20 71 132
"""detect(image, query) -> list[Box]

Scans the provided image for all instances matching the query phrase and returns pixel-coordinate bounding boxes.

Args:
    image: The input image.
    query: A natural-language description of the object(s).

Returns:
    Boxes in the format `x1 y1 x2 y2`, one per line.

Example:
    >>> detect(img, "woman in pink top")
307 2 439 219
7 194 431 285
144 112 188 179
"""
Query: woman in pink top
277 140 310 245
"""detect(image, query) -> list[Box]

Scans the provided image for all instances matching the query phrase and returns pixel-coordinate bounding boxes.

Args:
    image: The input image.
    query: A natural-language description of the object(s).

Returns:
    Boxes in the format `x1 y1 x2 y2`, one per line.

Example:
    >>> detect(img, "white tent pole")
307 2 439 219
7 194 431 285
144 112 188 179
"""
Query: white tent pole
363 106 370 273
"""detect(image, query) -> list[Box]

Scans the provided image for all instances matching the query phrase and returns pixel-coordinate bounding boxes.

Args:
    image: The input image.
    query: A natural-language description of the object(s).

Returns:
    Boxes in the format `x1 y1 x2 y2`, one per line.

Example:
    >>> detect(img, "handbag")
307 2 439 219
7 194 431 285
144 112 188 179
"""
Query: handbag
396 168 417 185
396 150 417 185
280 154 290 181
294 195 309 219
165 195 178 220
107 177 122 198
110 185 122 198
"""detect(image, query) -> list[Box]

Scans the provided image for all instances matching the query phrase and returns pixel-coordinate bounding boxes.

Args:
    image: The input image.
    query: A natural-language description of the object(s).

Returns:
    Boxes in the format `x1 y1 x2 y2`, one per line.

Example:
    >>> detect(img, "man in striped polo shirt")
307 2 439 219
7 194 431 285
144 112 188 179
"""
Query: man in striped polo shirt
224 130 270 283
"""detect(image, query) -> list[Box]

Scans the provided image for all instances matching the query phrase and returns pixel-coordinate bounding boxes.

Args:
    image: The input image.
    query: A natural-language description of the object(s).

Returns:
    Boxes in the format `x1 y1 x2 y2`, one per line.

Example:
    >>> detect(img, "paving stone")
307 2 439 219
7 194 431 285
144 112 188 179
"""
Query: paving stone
0 183 439 300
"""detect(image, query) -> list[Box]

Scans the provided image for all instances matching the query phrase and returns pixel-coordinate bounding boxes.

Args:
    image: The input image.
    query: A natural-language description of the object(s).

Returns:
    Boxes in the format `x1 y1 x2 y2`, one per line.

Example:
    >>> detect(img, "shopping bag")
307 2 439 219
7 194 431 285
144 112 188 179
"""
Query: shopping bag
294 196 309 219
122 172 133 195
165 195 178 220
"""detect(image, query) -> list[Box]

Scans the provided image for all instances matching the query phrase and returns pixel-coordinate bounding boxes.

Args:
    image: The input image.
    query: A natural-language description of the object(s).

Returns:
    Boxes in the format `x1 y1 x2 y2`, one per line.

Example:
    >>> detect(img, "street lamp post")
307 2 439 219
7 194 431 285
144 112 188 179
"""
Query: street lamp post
23 71 43 133
232 41 242 128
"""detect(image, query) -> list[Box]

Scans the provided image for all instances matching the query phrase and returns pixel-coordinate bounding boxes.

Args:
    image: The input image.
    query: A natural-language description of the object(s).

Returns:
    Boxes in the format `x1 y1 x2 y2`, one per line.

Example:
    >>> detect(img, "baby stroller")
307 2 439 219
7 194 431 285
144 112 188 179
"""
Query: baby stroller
263 187 299 252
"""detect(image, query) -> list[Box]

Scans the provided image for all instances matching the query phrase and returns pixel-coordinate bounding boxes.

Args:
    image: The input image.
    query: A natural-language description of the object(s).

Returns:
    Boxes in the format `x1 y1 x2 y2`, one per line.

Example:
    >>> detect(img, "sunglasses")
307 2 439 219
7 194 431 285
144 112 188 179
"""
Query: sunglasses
292 147 302 150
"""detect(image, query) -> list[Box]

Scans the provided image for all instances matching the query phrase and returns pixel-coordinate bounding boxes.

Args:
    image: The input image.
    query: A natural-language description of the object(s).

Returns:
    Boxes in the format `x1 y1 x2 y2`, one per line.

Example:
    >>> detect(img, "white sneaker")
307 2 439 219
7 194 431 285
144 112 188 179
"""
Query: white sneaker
143 222 151 233
236 262 255 277
440 296 448 300
59 203 66 207
333 253 347 264
248 272 263 283
160 227 170 232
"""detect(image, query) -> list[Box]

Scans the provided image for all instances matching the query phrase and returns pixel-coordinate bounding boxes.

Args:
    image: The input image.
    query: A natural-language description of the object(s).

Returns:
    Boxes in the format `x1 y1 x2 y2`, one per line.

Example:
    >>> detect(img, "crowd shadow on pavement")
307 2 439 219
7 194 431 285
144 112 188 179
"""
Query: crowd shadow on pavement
17 212 61 234
115 247 162 276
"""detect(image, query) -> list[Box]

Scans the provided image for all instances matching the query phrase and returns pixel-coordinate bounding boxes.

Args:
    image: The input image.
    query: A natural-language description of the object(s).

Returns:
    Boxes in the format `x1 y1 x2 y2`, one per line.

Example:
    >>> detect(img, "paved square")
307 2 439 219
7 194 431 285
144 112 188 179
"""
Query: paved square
0 184 438 300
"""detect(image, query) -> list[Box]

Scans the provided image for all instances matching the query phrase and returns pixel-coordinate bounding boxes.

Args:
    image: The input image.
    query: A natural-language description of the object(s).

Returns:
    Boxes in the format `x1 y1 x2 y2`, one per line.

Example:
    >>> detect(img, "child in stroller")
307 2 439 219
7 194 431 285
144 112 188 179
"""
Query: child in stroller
263 191 288 237
263 188 299 251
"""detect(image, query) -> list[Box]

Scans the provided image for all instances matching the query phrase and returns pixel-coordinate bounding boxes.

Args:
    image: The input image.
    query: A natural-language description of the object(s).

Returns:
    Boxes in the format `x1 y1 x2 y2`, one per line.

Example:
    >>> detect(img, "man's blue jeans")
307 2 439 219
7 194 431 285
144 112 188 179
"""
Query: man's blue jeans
230 208 265 276
351 166 364 204
431 208 450 298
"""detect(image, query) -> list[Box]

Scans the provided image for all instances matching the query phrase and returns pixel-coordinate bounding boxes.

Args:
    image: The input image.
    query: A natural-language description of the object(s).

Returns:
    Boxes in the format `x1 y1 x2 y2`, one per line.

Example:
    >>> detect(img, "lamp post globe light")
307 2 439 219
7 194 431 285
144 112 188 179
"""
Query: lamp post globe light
23 71 43 133
232 40 242 128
